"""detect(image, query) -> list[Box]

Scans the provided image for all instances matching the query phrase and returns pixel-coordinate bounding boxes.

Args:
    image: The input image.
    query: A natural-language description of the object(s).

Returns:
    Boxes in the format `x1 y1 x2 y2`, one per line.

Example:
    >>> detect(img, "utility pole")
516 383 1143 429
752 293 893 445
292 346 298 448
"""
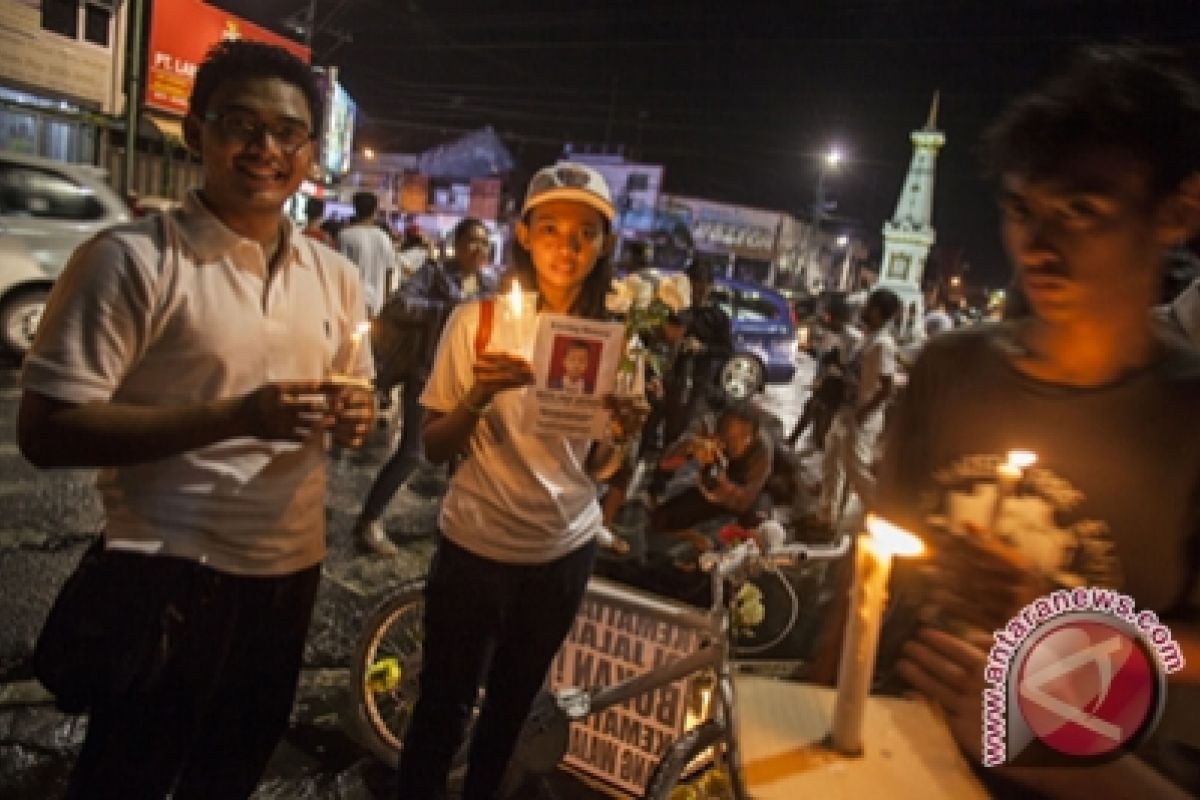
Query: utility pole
122 0 146 196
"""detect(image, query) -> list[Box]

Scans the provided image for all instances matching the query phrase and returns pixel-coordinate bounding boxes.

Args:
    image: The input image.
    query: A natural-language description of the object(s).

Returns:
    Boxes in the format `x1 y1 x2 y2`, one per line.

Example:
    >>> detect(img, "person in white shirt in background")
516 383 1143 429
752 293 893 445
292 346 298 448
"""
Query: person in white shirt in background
337 191 396 316
815 287 901 530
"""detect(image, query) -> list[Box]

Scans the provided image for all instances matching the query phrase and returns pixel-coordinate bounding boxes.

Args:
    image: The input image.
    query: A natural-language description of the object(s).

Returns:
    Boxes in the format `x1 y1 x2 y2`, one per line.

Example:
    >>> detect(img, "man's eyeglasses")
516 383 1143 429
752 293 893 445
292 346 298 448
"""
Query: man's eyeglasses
202 109 313 155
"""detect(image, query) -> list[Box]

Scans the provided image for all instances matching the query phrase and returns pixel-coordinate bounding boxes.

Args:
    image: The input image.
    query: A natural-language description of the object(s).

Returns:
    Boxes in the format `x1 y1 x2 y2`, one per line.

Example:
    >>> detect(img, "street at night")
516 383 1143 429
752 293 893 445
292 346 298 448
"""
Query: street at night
3 1 1200 798
0 354 820 799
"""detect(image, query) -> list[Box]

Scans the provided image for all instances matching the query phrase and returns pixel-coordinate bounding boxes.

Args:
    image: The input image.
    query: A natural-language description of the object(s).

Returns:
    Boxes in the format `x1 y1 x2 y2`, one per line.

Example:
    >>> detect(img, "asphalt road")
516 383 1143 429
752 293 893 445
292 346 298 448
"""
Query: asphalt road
0 356 812 799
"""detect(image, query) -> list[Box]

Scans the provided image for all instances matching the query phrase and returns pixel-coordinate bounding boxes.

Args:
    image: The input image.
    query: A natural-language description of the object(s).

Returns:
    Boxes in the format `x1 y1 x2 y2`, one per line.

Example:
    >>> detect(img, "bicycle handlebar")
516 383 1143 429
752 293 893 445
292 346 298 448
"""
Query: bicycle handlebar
767 535 851 565
698 535 851 579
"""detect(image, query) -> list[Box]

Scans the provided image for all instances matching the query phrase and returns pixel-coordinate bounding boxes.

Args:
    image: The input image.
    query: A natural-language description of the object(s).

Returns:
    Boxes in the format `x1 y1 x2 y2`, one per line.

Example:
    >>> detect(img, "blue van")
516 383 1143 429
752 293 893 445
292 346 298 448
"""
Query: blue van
709 276 798 398
628 268 798 398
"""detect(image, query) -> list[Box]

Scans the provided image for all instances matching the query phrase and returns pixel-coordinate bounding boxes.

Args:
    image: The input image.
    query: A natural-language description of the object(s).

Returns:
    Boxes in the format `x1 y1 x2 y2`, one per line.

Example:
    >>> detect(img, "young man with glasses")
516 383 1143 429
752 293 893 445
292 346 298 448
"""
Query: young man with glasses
18 40 373 798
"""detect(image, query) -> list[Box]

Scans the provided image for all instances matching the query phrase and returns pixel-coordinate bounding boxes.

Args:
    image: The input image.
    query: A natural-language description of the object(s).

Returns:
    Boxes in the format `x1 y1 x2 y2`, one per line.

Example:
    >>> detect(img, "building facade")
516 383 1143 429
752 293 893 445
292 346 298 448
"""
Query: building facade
0 0 127 164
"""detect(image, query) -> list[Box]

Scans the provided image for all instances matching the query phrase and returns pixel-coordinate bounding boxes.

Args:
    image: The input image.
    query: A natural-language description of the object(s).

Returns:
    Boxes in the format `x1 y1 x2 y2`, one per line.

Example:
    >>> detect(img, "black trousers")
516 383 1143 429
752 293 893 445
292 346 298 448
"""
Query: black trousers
396 535 597 800
362 376 427 522
64 552 321 800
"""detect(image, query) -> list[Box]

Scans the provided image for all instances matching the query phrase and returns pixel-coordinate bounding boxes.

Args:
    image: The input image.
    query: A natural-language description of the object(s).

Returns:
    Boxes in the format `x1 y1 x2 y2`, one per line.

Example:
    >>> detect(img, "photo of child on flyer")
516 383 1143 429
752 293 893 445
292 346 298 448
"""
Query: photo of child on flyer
547 337 599 394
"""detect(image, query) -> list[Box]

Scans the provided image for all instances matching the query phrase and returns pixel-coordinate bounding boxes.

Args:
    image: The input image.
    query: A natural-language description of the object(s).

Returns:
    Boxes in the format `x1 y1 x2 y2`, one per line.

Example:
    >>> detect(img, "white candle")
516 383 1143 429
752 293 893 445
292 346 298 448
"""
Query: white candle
489 279 538 358
344 321 370 375
832 515 924 756
509 279 523 318
988 449 1036 540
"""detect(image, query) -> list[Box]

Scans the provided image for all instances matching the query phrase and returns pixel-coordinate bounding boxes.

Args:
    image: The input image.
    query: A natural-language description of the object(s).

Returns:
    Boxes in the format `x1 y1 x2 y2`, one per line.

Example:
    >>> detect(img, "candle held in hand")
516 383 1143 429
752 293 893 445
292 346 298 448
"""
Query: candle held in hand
831 515 924 756
343 321 371 375
988 449 1037 540
488 279 538 358
509 279 523 317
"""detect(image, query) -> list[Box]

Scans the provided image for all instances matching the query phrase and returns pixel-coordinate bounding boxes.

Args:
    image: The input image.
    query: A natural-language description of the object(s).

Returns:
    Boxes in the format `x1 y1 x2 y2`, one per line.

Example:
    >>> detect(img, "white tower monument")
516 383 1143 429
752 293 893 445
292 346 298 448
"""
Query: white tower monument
876 93 944 340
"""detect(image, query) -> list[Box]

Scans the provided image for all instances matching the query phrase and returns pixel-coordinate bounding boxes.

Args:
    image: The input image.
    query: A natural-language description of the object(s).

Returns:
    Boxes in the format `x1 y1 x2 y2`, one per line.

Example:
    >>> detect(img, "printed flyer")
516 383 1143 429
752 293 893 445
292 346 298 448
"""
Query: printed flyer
530 313 625 439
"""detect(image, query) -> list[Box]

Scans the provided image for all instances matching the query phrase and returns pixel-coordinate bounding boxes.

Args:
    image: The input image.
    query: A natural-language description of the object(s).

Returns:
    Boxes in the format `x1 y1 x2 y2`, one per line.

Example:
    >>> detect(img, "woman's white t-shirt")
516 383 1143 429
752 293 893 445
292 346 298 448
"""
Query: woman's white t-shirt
420 302 602 564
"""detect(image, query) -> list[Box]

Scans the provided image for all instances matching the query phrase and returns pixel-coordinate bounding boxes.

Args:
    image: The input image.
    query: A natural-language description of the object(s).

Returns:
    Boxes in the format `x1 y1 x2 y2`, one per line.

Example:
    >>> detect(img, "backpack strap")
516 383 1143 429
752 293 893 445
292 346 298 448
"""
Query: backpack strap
474 298 494 356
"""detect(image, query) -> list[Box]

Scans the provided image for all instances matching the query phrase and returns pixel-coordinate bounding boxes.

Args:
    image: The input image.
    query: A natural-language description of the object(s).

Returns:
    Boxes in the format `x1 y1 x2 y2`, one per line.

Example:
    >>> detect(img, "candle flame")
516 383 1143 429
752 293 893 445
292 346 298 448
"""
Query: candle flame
866 514 924 557
1006 450 1037 469
509 280 523 316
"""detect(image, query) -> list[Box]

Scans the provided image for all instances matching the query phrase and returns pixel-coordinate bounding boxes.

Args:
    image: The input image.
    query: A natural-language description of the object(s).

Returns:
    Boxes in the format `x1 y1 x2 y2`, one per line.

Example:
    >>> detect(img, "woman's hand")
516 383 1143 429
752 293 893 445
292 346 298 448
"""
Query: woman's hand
603 393 651 442
468 353 534 407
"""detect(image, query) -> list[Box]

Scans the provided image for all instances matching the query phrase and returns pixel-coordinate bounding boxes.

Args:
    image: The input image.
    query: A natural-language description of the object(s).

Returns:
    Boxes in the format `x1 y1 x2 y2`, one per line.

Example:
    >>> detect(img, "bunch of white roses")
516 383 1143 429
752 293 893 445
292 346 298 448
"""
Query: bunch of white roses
605 272 691 318
605 272 692 386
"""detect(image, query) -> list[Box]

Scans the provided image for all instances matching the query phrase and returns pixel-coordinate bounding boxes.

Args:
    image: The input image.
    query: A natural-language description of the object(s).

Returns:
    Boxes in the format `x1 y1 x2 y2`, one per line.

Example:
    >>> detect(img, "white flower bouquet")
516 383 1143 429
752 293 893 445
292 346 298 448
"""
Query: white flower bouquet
605 272 692 390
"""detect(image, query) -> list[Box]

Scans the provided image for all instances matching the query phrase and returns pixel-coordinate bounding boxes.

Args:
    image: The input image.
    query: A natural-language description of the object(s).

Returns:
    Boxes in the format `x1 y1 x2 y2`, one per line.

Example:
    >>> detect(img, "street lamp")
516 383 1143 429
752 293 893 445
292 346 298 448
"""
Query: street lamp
815 147 843 225
807 145 844 290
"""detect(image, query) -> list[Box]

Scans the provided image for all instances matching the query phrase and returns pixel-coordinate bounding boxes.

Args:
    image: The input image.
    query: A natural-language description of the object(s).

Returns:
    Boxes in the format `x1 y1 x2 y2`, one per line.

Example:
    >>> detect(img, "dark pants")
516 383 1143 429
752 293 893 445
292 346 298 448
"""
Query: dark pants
65 552 321 800
788 377 843 448
396 536 597 800
362 377 426 522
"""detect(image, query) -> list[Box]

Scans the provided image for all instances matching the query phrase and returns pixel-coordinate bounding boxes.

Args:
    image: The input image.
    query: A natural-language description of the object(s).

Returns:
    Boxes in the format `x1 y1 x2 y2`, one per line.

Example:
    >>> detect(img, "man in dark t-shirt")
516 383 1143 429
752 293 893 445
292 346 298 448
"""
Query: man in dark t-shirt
863 47 1200 798
659 261 734 448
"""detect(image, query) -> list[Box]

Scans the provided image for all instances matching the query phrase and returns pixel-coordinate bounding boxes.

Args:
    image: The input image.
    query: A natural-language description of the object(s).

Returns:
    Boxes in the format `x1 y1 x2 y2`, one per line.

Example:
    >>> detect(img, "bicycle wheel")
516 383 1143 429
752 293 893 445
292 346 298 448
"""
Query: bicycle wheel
644 720 748 800
348 580 427 767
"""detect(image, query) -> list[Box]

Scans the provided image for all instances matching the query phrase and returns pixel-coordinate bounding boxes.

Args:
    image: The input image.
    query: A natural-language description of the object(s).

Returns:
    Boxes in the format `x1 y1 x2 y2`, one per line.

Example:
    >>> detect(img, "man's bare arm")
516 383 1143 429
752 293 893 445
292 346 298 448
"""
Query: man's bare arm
18 384 330 469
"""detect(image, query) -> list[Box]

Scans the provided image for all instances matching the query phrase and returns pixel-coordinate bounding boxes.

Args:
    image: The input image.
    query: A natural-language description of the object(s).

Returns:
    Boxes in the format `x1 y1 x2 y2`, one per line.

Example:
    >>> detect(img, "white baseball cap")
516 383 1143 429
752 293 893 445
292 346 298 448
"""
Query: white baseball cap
521 162 615 223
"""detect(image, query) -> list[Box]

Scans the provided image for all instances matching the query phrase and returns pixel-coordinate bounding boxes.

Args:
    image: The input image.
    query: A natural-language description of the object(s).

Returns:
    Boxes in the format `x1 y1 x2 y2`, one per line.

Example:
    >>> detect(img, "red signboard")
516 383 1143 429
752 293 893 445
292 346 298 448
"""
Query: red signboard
145 0 311 116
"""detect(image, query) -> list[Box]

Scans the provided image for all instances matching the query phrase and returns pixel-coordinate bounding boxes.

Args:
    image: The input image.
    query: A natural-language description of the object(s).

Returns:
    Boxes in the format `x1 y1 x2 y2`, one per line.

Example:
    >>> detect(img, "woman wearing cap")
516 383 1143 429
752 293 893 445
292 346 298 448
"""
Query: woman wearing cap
396 163 640 798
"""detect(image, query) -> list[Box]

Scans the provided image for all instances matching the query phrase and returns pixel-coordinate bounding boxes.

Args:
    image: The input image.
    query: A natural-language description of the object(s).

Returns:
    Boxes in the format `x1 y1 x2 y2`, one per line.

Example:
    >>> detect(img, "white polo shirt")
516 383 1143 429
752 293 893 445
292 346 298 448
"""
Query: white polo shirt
21 192 371 576
421 302 601 564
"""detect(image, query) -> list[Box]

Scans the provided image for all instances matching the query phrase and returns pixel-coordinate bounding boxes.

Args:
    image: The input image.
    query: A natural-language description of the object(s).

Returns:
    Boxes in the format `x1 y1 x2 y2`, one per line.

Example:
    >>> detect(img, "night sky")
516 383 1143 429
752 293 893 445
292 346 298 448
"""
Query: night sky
211 0 1200 288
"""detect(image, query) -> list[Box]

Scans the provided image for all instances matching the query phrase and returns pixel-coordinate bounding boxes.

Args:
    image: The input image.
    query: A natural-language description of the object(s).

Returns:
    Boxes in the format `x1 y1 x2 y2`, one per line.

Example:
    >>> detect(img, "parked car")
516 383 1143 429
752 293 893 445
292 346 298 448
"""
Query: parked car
0 152 130 356
708 276 798 398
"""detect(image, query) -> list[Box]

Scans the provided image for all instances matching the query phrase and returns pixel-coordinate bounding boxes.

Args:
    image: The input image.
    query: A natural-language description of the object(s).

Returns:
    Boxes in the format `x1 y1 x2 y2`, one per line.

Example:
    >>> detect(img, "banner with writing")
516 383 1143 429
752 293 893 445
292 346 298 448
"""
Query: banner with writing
548 584 704 795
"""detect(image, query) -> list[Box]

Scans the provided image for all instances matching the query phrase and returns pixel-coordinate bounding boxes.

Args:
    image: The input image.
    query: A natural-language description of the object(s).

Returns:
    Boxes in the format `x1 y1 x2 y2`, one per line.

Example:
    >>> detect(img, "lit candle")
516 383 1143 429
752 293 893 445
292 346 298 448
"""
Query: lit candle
344 321 371 375
832 515 924 756
491 279 537 357
508 278 526 321
989 449 1036 540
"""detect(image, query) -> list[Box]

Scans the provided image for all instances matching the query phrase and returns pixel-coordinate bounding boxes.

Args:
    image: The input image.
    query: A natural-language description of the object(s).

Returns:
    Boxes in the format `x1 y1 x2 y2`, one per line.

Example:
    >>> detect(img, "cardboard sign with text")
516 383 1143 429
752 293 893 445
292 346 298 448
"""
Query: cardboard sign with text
548 584 704 795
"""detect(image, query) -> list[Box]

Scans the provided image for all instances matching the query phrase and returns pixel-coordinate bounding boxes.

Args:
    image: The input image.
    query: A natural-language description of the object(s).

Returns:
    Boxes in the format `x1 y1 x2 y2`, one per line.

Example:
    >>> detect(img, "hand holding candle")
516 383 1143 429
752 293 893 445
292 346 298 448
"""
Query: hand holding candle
832 515 924 756
322 320 375 448
341 321 372 380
